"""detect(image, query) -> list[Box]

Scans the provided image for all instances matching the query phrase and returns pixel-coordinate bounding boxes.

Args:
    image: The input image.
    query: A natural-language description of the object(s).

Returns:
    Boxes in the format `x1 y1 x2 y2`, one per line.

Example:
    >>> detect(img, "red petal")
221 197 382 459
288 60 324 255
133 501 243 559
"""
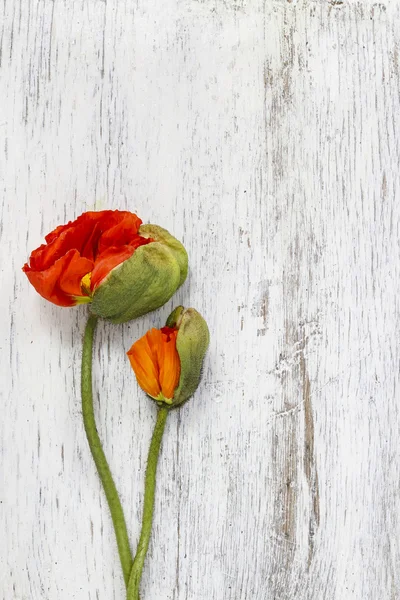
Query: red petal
81 221 101 262
31 217 98 271
33 211 142 270
23 250 93 306
97 212 143 254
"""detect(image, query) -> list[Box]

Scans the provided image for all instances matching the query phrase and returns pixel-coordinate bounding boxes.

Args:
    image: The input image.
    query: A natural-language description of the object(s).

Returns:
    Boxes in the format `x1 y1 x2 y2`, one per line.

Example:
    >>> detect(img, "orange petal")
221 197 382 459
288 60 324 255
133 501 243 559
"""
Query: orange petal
127 331 161 399
159 328 180 399
127 327 180 400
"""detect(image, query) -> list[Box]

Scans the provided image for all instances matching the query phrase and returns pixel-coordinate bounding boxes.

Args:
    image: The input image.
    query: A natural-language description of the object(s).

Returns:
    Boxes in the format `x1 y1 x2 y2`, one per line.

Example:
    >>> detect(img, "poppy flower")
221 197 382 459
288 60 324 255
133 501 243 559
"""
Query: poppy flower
127 306 209 406
23 210 188 323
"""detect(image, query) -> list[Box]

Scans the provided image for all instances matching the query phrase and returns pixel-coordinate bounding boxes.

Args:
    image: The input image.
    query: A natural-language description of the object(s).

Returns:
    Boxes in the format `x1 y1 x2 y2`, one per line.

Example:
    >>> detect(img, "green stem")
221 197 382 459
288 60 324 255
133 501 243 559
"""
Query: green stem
81 314 133 587
127 406 169 600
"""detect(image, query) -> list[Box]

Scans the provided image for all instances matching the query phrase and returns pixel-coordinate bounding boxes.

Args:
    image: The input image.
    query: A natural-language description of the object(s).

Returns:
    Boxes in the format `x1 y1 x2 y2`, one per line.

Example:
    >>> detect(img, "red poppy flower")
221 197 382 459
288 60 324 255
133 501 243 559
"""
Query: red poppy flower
23 210 152 307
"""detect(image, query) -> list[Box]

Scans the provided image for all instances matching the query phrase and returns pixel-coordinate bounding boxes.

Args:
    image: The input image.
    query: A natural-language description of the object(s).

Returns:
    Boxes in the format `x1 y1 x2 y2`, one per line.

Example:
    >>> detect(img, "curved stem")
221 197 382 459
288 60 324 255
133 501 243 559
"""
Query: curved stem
127 406 169 600
81 314 133 587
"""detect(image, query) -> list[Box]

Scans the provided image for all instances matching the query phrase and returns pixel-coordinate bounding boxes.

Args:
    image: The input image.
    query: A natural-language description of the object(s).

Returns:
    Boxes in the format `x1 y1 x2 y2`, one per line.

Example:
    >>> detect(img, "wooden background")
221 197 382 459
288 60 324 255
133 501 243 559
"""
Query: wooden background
1 0 399 598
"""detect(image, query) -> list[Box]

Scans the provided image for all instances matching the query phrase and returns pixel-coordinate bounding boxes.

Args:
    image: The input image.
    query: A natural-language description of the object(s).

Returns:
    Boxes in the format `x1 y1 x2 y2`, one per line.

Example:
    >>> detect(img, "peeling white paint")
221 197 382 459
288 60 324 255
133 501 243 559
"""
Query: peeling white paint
1 0 399 599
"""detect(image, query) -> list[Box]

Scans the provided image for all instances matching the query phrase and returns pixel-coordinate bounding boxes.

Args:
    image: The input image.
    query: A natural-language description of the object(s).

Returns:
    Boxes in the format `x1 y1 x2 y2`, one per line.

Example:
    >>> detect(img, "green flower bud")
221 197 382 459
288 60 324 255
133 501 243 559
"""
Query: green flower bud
90 225 188 324
127 306 209 407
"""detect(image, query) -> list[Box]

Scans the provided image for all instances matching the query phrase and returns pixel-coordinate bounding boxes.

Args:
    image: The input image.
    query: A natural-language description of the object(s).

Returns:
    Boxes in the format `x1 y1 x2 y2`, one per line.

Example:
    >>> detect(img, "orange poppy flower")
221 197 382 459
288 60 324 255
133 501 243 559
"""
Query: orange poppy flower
127 327 181 402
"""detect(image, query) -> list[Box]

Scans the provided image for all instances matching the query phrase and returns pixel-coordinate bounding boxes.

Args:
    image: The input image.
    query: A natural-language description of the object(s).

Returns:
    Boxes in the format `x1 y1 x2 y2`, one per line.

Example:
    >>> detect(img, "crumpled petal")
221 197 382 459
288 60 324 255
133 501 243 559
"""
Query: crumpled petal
23 250 93 306
23 210 146 305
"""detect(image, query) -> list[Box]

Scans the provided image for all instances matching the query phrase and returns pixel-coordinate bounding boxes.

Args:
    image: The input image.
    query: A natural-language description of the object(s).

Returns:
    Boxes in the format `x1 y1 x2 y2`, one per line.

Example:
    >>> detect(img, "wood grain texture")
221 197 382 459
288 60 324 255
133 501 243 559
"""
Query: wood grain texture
1 0 400 598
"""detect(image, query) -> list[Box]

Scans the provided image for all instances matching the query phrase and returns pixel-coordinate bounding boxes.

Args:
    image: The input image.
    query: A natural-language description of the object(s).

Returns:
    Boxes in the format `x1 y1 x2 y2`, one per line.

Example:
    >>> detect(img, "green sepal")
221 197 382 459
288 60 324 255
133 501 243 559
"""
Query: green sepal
139 224 188 288
90 229 188 324
165 305 184 328
74 295 92 305
168 307 210 406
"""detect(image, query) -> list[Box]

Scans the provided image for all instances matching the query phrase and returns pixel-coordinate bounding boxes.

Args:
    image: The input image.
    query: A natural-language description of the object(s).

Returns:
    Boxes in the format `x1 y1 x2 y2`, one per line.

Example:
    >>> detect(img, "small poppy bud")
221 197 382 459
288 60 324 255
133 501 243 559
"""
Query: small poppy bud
23 211 188 323
127 306 209 407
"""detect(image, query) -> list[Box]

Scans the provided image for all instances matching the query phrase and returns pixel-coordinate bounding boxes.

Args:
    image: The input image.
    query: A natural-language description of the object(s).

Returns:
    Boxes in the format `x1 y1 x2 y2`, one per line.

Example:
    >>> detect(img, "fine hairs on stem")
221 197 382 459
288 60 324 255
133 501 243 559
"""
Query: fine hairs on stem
81 314 133 587
126 407 169 600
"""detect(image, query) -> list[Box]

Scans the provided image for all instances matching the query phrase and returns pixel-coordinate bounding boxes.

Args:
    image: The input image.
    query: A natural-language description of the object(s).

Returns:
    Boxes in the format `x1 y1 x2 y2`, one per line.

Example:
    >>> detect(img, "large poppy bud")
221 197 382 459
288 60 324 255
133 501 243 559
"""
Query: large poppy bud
23 211 188 323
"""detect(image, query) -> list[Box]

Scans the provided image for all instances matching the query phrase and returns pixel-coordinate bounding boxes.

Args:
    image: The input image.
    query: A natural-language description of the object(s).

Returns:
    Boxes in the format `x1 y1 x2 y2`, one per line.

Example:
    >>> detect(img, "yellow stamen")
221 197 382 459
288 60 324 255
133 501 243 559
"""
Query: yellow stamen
81 272 92 296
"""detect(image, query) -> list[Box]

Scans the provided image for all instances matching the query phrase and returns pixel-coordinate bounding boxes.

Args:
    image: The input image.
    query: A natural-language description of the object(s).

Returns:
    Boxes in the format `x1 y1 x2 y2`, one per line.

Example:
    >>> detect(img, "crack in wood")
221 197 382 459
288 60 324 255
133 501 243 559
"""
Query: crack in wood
300 352 320 568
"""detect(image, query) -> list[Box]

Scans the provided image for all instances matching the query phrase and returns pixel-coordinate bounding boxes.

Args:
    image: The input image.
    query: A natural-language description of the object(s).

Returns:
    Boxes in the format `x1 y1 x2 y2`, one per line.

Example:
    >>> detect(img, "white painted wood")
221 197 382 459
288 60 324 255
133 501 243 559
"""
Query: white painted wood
1 0 399 598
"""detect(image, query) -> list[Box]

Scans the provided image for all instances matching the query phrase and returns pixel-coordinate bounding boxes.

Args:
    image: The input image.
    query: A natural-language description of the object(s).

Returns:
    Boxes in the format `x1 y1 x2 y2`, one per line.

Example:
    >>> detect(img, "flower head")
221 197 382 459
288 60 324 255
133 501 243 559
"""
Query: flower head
127 306 209 406
23 210 188 323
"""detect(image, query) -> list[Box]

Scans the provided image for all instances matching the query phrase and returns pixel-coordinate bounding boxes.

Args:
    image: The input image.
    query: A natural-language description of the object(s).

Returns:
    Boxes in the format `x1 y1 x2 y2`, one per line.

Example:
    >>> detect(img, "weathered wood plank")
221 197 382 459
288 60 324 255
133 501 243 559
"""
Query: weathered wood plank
1 0 399 599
